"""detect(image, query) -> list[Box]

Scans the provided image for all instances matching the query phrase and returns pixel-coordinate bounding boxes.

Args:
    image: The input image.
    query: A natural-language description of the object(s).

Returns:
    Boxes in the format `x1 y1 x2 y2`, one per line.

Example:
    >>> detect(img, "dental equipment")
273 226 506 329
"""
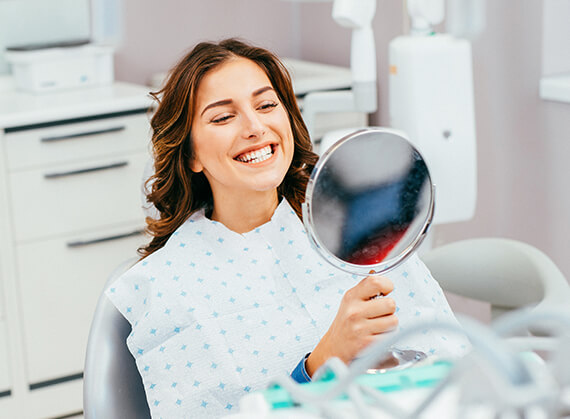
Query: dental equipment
389 0 483 224
283 0 481 225
228 307 570 418
282 0 378 139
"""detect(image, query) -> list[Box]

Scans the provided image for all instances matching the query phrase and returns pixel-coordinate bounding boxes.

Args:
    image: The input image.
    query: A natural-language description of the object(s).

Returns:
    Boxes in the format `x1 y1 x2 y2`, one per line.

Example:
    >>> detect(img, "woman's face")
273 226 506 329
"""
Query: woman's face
190 57 295 202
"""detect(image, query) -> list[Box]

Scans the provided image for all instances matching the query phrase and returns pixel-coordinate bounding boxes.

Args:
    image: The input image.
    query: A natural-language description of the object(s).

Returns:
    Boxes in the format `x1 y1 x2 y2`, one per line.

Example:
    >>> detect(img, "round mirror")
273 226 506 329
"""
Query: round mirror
302 127 435 276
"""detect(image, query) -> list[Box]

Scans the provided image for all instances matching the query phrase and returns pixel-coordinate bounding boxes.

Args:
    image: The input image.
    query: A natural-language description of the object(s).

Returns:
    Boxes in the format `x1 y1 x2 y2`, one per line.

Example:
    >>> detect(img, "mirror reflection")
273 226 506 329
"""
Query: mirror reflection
304 128 434 275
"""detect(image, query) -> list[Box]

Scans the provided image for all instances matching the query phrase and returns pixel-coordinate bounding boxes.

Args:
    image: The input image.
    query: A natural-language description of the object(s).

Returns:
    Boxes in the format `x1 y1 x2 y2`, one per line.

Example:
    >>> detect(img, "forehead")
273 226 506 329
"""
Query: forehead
195 57 273 103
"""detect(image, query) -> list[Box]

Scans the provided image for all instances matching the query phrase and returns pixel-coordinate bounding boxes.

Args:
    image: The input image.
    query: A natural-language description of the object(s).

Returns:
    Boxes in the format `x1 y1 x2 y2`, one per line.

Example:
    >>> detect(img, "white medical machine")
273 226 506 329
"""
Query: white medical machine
287 0 480 225
389 0 478 224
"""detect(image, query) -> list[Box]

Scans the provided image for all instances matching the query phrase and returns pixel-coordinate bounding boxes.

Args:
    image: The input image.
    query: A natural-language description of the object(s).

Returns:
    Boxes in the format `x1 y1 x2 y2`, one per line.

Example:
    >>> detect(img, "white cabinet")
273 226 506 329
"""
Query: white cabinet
0 257 10 398
9 150 148 242
17 227 144 386
0 81 153 418
0 321 11 397
4 113 150 170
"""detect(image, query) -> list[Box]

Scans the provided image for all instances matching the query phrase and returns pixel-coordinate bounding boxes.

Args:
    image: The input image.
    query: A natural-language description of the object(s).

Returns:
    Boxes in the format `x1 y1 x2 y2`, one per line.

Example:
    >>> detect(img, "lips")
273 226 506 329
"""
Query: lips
234 144 274 164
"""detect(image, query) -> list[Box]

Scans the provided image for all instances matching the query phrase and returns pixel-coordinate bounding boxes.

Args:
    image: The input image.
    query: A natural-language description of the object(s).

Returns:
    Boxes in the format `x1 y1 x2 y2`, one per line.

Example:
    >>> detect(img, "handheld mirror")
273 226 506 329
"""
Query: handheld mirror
303 127 435 277
302 127 435 371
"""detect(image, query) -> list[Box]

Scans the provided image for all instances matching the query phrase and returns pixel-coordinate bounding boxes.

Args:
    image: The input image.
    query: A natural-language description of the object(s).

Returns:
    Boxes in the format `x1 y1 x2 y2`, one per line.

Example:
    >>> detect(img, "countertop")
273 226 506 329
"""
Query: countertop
0 77 153 129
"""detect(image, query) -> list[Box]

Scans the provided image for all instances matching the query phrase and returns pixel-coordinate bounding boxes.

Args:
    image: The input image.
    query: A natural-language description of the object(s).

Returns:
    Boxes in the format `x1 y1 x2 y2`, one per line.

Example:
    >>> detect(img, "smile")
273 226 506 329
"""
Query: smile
235 145 274 164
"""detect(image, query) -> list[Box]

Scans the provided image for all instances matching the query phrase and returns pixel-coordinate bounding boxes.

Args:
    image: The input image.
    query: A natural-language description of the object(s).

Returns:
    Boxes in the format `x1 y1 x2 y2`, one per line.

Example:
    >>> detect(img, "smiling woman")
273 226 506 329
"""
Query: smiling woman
143 38 316 255
105 38 469 418
189 57 296 232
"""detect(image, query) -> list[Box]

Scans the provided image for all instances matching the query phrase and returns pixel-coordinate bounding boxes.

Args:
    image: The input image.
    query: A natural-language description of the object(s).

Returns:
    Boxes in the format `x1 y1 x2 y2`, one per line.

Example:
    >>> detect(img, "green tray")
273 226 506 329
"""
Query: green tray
264 361 453 410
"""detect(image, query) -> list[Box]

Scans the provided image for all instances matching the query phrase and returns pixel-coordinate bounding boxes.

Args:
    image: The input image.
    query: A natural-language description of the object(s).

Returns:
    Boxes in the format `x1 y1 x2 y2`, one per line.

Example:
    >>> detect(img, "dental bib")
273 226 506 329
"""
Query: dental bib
106 199 469 418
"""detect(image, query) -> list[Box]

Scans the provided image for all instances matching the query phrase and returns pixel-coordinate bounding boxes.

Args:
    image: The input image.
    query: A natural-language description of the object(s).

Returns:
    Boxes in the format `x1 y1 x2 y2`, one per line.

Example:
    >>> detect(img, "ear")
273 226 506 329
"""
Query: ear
190 157 203 173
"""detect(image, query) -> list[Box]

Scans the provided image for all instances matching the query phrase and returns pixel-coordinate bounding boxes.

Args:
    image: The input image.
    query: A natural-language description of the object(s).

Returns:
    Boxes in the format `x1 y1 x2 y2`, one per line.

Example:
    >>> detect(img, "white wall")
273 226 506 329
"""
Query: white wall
115 0 302 85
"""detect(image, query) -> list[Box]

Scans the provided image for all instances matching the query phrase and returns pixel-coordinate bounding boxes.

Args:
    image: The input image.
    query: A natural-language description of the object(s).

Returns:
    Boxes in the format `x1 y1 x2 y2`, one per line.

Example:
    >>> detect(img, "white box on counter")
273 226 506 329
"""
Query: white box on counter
5 44 114 93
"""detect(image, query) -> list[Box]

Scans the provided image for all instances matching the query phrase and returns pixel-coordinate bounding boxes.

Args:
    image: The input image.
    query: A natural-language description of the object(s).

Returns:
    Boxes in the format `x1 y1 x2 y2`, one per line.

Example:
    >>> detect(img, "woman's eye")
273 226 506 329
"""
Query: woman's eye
211 114 233 124
259 102 278 111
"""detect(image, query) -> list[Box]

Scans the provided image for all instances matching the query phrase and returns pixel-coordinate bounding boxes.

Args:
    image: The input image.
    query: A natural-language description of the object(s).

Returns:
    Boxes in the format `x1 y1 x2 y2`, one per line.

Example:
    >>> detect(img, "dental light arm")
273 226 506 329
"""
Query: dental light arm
283 0 377 139
407 0 445 35
332 0 377 111
407 0 486 38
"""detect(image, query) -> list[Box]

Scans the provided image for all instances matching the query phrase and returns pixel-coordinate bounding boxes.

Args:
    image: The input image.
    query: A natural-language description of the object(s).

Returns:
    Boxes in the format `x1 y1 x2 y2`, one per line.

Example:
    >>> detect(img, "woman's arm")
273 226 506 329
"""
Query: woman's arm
305 275 398 378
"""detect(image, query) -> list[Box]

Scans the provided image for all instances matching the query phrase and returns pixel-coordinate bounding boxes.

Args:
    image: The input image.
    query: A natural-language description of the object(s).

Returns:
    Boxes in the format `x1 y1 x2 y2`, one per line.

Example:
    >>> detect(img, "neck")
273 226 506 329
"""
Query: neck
210 189 280 234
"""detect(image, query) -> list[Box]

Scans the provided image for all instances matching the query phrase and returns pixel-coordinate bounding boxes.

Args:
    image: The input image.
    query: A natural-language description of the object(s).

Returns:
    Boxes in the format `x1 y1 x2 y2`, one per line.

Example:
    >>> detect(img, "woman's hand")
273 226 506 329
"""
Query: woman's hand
305 275 398 377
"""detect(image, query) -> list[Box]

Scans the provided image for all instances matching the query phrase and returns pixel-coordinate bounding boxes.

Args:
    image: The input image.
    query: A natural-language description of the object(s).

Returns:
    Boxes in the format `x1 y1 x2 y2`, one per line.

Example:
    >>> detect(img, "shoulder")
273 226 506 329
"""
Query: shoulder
105 212 212 321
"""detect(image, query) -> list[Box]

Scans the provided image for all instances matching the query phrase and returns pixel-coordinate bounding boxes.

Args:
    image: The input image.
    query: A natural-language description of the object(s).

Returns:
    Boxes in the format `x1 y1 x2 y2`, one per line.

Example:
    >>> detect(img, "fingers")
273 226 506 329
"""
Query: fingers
351 275 394 301
361 296 397 319
323 276 399 364
366 314 399 335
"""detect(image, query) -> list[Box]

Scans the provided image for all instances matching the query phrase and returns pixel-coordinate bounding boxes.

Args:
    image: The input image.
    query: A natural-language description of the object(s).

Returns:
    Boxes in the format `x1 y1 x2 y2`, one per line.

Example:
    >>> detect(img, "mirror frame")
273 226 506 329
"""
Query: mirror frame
302 127 436 276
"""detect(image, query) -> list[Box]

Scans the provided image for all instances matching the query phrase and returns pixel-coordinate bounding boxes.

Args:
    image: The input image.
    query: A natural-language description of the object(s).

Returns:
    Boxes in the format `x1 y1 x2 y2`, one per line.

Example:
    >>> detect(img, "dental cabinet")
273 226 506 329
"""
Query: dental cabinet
0 80 152 418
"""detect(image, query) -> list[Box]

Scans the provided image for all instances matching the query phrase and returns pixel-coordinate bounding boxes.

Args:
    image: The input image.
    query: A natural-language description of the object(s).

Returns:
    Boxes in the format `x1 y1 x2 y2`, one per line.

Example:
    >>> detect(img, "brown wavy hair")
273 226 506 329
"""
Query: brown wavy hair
140 38 318 258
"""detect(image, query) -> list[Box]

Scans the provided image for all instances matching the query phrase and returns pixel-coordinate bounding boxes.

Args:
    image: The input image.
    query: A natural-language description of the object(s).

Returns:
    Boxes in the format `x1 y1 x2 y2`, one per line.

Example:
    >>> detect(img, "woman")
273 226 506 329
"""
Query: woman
107 38 468 418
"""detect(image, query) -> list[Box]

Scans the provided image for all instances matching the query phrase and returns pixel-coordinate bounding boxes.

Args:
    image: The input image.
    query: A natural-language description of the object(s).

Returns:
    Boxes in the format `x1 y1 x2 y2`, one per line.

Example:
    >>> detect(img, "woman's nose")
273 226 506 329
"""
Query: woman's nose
241 110 265 139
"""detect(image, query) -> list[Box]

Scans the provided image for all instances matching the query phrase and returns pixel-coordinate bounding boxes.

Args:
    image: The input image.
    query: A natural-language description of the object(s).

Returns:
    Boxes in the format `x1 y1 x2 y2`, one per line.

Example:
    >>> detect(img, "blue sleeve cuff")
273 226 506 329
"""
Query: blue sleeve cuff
290 353 312 383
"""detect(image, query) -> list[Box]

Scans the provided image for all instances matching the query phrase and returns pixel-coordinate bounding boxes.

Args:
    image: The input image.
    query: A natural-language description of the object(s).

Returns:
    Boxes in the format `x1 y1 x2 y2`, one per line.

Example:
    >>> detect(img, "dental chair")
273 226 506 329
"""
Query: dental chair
82 238 569 418
83 257 151 419
422 237 570 320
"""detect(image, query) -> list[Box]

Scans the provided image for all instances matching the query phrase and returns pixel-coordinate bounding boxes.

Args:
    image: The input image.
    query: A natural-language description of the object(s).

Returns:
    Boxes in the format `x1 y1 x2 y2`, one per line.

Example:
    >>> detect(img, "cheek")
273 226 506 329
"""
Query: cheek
284 129 295 163
189 137 206 171
189 134 207 173
286 141 295 166
275 115 293 146
192 129 227 163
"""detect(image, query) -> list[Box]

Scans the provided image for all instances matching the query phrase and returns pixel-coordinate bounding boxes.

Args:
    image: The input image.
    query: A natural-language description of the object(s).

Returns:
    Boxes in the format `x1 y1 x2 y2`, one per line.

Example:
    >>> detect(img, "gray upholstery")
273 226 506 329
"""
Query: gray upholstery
83 257 151 419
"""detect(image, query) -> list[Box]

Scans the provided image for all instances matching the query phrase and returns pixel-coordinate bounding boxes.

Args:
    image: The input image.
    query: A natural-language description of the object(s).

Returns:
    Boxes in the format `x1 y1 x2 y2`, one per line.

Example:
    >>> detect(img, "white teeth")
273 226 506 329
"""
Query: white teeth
236 145 273 163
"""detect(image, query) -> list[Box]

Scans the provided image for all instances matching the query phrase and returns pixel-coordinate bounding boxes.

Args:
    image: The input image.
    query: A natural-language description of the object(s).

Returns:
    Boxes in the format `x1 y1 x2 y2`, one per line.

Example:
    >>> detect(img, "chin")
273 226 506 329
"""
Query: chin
252 182 283 193
252 175 287 193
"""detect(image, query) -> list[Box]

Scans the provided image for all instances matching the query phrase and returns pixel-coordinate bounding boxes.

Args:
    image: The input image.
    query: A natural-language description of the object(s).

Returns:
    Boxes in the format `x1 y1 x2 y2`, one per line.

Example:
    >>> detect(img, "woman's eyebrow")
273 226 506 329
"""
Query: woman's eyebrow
252 86 274 97
200 99 232 116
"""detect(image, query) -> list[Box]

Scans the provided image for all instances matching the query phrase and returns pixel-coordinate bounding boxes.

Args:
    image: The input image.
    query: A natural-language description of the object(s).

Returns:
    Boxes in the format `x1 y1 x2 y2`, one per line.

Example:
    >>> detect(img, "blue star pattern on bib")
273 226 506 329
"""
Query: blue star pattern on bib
106 199 469 418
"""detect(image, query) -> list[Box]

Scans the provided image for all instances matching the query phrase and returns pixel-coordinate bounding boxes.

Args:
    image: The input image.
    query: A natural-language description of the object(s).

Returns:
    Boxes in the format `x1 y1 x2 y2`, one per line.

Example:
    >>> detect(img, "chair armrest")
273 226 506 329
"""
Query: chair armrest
422 238 569 316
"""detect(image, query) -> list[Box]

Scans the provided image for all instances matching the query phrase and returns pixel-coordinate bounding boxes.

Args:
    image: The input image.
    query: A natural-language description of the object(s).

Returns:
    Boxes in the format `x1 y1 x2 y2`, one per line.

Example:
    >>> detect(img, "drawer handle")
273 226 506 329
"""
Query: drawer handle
67 229 144 248
44 161 129 179
41 126 126 143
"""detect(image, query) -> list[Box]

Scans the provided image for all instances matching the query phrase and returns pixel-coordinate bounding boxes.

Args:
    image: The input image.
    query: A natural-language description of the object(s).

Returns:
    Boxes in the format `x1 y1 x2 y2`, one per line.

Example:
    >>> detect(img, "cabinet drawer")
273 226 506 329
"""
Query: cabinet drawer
9 151 148 242
0 321 11 394
4 113 150 171
16 227 144 385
